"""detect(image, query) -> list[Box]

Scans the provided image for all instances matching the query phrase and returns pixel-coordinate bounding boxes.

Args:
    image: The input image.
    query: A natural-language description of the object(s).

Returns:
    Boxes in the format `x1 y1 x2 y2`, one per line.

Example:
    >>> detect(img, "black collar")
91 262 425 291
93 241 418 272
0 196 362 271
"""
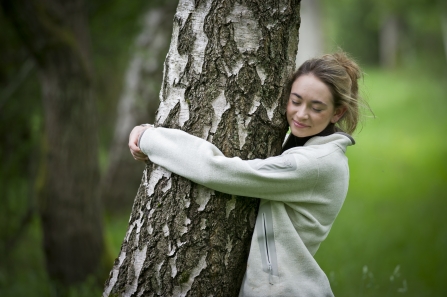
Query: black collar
282 123 337 152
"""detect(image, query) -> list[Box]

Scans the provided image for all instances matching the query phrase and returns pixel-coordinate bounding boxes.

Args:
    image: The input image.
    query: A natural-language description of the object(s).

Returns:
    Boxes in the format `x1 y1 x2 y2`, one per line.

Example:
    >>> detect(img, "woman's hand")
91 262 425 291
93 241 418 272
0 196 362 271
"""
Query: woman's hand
129 125 150 161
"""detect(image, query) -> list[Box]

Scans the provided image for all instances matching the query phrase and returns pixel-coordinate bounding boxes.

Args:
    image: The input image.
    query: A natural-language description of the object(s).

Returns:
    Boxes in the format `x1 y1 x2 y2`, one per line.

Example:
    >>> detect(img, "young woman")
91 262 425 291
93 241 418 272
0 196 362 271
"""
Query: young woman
129 52 367 296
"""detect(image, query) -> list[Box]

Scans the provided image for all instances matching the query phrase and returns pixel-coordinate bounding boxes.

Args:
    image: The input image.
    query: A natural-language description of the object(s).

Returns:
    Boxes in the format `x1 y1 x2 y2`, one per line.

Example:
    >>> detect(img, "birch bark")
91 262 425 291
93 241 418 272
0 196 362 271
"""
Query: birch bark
104 1 300 296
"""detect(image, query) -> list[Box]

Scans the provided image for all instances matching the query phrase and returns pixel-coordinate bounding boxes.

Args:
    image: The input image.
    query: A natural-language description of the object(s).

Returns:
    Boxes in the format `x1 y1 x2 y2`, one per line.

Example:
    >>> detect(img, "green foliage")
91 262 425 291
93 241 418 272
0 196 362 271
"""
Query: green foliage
322 0 380 64
322 0 447 72
104 213 130 257
315 68 447 296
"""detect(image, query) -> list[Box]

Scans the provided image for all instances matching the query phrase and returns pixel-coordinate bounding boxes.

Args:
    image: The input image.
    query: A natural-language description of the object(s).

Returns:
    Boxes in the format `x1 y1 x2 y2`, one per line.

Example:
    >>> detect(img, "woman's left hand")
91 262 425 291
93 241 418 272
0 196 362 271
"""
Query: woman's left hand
129 125 149 161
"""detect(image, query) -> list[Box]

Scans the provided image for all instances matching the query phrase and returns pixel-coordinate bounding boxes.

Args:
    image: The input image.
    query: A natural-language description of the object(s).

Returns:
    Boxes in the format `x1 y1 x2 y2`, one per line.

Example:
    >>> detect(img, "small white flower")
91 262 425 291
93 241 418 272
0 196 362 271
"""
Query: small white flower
397 279 408 293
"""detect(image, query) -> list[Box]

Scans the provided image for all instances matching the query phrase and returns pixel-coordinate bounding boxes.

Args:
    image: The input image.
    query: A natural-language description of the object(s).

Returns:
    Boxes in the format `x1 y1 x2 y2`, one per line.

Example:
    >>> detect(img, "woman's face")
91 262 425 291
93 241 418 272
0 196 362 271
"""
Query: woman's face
286 74 345 138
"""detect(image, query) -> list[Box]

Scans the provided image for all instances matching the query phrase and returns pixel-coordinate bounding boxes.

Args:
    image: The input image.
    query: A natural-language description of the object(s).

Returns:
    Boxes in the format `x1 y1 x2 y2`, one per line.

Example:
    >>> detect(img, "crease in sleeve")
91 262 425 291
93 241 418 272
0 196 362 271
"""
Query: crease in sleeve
247 155 297 172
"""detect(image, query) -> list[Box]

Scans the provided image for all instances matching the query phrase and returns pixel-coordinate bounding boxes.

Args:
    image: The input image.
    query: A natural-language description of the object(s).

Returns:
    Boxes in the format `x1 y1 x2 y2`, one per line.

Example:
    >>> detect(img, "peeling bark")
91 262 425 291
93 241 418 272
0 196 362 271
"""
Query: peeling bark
104 1 300 296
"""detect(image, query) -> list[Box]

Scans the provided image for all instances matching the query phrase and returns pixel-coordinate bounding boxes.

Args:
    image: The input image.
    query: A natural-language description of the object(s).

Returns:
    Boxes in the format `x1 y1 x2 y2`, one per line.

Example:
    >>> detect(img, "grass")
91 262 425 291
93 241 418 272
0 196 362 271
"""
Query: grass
315 68 447 296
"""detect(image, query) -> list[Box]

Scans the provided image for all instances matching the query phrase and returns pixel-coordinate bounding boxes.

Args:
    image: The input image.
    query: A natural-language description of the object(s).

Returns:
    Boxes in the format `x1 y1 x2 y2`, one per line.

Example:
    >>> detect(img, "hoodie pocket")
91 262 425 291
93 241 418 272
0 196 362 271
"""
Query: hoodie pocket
257 202 278 284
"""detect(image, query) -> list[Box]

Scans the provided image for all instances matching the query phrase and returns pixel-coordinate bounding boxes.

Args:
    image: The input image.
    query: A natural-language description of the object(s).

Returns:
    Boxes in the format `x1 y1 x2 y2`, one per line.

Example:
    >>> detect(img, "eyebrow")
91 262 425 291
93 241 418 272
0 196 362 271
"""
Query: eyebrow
291 93 327 105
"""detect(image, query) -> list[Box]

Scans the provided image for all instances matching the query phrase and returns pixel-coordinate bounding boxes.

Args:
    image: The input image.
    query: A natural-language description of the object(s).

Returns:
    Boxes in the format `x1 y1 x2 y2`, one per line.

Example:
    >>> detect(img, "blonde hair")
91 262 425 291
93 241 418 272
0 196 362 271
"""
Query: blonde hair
285 52 371 134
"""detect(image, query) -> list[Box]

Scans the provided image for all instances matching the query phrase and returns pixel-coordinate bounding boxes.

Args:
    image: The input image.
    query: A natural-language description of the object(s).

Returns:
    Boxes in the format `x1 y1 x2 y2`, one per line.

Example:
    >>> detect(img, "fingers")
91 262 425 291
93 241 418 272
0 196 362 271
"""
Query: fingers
128 125 150 162
128 141 140 154
132 151 148 161
129 145 148 161
129 126 143 147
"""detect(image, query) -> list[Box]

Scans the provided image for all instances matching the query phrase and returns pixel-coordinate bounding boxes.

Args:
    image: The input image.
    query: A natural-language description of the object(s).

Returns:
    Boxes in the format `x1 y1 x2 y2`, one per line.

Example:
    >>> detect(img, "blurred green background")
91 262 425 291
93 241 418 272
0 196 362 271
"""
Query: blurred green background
1 0 446 296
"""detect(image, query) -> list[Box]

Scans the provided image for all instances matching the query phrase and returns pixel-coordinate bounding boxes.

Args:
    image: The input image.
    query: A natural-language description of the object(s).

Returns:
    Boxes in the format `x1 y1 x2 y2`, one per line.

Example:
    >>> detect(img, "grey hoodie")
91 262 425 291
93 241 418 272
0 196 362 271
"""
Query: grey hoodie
140 127 354 297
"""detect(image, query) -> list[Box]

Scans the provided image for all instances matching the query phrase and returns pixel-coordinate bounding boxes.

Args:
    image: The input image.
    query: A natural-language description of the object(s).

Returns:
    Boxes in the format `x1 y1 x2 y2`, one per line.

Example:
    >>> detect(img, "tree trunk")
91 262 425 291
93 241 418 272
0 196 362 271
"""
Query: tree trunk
379 14 399 69
100 5 176 214
1 0 103 285
296 0 323 66
104 0 300 296
442 13 447 65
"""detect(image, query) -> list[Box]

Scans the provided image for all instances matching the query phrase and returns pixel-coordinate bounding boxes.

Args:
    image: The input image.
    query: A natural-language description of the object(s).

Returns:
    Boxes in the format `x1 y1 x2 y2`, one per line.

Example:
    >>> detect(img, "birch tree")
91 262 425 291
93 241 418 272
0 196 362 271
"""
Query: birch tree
104 0 300 296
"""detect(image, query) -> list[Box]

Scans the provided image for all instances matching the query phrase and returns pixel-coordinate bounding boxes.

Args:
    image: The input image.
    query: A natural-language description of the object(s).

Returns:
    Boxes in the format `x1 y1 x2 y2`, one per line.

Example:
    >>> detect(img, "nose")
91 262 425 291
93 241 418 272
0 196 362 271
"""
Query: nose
296 105 309 120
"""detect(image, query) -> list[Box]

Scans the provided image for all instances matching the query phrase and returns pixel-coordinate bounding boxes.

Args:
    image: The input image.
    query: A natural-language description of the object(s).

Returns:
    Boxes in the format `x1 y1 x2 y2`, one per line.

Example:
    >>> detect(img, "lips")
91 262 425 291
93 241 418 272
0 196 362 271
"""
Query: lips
293 120 310 128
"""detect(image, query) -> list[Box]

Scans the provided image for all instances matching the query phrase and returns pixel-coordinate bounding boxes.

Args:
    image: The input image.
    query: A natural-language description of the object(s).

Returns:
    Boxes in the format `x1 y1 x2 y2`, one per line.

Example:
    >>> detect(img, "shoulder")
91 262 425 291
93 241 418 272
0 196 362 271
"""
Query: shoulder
306 132 355 151
282 133 353 179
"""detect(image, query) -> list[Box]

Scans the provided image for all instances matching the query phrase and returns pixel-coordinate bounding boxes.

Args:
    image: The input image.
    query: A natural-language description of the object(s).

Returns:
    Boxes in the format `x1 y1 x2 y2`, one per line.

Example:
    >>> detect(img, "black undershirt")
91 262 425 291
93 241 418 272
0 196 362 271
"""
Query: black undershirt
282 123 337 153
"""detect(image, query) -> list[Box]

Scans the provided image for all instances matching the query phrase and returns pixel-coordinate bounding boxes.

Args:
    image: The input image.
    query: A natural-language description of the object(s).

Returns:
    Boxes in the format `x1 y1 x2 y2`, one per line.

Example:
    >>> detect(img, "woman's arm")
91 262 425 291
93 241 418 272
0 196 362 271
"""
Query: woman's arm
137 127 319 202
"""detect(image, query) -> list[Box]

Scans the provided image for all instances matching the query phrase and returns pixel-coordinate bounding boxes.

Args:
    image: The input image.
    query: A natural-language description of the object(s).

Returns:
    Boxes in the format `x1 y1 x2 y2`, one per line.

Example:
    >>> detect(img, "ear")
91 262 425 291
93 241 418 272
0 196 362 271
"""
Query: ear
331 106 347 123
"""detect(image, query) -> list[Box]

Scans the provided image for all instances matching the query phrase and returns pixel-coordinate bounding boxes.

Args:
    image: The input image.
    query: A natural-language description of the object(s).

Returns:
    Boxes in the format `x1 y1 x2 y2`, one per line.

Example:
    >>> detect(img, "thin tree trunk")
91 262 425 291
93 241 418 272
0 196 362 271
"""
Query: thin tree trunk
100 5 176 213
380 14 399 69
104 1 300 296
442 13 447 65
1 0 103 285
296 0 324 66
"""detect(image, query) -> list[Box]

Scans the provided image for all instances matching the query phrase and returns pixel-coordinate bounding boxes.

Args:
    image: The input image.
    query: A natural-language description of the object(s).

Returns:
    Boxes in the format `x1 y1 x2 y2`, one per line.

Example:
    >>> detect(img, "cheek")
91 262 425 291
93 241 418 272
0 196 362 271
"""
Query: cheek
315 112 333 124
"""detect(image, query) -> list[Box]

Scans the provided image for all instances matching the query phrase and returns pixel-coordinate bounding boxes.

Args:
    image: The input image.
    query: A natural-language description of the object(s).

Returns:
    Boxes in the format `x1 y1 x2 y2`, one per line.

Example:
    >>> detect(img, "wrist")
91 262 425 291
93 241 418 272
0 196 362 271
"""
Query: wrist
138 124 154 148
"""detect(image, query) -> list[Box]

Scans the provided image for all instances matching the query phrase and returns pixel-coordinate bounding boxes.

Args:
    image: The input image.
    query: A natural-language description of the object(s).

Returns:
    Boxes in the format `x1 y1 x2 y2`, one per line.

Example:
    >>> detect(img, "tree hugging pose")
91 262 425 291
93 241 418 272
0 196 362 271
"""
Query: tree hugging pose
129 52 367 297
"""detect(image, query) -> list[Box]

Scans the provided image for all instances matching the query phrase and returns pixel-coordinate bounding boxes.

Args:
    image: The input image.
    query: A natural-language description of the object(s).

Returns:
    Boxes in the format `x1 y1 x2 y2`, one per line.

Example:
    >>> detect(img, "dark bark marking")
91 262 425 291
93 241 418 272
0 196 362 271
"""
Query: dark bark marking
178 13 195 56
161 101 181 128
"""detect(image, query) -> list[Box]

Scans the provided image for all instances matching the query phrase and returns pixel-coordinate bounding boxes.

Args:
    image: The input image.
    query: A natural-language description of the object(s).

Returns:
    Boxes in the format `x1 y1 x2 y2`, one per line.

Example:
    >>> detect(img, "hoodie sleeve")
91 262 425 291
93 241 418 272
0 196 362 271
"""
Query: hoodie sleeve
139 127 319 202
